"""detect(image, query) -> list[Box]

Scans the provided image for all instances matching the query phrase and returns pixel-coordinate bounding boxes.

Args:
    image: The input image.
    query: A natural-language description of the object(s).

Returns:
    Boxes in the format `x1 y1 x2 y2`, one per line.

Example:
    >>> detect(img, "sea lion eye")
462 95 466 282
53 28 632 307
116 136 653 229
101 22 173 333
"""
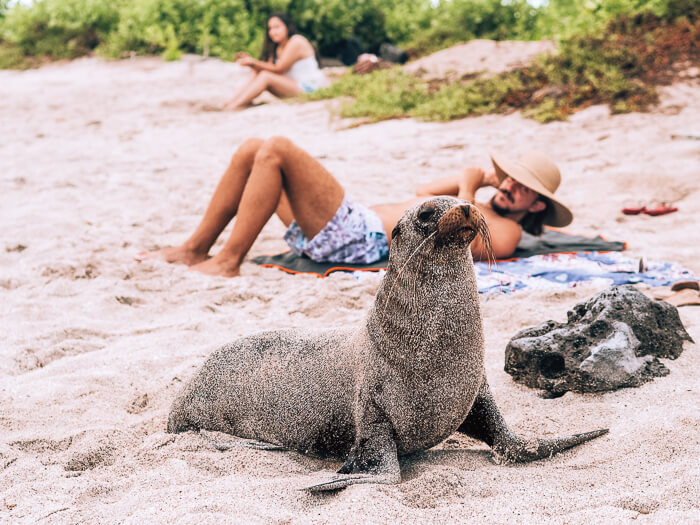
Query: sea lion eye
391 224 400 239
418 206 435 222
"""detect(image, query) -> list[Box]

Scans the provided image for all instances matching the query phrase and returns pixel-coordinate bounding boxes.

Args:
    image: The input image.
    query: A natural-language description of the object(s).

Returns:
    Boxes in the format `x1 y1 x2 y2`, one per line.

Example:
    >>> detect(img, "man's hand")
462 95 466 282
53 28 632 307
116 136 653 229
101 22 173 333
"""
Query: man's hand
457 167 485 200
415 166 500 202
483 170 500 188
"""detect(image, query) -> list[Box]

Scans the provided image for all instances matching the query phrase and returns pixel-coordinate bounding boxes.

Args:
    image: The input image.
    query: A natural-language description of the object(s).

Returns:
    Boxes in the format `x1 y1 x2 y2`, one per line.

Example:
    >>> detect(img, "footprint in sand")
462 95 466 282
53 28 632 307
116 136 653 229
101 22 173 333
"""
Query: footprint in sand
13 327 109 373
125 392 150 414
63 429 135 472
41 262 100 280
10 436 74 454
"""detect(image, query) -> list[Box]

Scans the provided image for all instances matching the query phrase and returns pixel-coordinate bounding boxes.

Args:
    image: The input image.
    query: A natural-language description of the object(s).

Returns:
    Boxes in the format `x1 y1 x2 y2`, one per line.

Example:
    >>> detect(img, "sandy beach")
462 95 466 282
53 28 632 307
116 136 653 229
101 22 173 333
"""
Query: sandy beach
1 49 699 524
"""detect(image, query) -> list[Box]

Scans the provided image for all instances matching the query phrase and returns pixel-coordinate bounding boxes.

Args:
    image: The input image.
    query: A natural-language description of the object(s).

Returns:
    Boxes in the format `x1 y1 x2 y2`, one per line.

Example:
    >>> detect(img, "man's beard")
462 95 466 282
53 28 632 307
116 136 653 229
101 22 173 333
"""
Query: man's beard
490 194 510 217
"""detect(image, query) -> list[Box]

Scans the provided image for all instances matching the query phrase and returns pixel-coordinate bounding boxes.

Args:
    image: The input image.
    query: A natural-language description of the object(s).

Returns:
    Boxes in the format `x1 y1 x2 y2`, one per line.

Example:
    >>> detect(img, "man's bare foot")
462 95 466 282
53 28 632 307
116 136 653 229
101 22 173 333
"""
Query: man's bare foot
200 103 224 112
221 103 246 112
135 246 208 266
189 256 241 277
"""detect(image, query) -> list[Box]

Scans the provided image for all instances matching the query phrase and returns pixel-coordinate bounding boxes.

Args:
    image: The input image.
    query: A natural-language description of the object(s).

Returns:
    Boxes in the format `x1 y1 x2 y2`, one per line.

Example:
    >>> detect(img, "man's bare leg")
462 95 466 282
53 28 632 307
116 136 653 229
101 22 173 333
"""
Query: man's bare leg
136 138 266 265
190 136 344 277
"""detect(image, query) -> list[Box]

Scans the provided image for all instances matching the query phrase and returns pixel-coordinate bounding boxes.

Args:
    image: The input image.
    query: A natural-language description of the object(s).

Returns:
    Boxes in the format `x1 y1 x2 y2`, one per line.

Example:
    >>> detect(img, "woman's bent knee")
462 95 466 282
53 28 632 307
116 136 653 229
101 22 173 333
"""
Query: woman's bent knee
256 70 274 85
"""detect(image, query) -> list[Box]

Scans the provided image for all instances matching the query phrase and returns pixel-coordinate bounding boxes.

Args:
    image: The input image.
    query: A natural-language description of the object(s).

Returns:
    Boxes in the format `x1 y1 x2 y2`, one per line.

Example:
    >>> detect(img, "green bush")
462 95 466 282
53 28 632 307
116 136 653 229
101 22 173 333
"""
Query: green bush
404 0 542 56
96 0 260 59
0 42 28 68
1 0 119 58
317 69 429 121
309 12 697 124
0 0 693 130
267 0 434 57
534 0 698 40
0 0 436 63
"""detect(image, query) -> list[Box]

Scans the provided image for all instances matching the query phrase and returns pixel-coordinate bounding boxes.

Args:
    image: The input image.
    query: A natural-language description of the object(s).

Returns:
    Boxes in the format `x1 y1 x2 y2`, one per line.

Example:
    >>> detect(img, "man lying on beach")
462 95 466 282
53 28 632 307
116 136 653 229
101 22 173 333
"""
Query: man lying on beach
136 136 573 277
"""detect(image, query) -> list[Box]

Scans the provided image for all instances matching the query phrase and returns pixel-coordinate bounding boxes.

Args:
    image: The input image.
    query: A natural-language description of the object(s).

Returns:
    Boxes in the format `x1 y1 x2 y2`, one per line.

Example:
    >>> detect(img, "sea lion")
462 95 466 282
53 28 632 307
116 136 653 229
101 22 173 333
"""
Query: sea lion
167 197 608 491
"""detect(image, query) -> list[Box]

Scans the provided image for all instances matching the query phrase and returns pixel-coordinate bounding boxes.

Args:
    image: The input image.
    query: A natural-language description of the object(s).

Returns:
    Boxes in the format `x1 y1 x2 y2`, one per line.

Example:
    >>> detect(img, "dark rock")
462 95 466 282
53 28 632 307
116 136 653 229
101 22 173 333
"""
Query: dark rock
504 285 693 397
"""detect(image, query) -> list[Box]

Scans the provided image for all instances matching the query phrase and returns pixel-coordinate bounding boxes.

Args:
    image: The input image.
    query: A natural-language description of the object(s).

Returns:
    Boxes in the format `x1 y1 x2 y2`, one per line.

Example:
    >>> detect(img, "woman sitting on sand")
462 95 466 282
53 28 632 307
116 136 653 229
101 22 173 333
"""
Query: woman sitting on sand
221 12 325 111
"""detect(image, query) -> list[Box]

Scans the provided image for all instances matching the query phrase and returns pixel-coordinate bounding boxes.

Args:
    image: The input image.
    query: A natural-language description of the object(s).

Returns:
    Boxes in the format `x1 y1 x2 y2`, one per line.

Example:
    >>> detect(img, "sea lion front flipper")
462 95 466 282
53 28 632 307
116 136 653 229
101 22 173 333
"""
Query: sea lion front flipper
303 471 399 493
303 419 401 492
457 380 608 463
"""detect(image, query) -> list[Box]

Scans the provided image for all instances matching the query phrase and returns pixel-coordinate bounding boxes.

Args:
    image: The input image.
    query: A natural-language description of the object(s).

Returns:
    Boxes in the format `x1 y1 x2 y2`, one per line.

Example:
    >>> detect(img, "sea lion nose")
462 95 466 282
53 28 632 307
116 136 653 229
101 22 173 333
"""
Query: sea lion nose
437 204 473 237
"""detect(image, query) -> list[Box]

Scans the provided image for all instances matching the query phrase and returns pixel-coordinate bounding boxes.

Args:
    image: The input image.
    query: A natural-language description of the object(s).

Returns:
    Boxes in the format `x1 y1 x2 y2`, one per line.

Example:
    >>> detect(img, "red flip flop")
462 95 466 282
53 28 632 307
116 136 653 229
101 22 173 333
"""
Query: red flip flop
622 205 646 215
621 200 646 215
644 203 678 216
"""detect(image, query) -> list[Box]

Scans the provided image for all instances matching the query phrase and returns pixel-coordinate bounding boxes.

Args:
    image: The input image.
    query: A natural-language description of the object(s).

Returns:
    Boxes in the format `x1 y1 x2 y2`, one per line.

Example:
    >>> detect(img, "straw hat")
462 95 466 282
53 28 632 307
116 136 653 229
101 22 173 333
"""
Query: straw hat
489 150 573 227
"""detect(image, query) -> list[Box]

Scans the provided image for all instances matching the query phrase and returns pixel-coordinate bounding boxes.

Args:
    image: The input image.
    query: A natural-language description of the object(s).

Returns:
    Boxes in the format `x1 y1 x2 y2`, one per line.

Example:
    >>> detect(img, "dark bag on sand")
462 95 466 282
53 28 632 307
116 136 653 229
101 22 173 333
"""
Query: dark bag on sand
339 38 363 66
379 43 409 64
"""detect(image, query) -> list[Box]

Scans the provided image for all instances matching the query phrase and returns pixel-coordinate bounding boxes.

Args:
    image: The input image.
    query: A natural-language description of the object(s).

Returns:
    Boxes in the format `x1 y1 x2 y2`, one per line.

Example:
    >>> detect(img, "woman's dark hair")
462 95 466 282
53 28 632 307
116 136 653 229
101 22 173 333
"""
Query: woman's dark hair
520 197 549 236
260 12 297 63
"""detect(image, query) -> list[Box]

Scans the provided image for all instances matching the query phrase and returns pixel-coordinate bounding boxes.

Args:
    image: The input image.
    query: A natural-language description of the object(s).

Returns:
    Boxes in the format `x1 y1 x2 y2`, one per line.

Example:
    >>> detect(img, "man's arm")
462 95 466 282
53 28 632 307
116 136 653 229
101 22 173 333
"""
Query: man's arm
416 167 495 203
415 176 460 197
415 166 519 259
471 226 521 261
471 205 523 261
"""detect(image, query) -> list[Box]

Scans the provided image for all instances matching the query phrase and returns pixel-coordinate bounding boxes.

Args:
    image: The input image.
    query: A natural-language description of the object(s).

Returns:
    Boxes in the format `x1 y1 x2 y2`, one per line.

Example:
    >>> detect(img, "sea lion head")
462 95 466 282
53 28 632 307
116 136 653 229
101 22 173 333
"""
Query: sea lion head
368 196 490 380
388 196 492 268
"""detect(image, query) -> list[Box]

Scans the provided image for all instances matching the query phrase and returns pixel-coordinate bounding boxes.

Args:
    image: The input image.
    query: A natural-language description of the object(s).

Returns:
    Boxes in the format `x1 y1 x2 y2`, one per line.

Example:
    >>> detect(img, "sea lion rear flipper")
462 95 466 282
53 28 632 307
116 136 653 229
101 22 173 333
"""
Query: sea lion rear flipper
199 431 286 452
237 439 287 451
303 419 400 492
457 380 608 463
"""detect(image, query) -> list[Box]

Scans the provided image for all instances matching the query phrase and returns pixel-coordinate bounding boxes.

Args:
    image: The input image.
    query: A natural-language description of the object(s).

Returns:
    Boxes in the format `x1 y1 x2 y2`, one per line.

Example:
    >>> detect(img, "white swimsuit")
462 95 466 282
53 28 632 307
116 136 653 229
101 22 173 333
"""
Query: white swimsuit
285 55 325 93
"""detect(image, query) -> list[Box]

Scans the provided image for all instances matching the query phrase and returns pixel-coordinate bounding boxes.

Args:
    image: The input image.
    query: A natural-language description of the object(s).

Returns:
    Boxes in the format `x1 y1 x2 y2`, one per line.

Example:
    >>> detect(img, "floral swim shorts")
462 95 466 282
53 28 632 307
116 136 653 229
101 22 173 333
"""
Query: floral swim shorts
283 196 389 264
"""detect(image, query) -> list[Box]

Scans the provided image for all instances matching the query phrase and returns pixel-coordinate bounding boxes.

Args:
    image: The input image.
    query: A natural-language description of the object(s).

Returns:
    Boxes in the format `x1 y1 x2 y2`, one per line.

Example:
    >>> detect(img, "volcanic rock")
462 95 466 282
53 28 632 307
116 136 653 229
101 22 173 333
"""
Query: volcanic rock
504 285 693 397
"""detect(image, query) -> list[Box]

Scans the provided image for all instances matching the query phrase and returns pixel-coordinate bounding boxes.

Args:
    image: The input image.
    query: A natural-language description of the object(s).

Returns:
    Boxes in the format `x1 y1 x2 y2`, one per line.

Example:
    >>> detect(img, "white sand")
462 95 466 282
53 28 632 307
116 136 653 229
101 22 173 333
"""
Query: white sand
404 39 555 79
1 50 698 524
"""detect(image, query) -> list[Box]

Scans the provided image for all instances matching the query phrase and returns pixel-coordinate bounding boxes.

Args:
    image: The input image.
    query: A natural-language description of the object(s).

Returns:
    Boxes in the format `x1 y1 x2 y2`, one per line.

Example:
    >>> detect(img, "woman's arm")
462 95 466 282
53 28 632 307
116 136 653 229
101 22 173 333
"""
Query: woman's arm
237 36 311 74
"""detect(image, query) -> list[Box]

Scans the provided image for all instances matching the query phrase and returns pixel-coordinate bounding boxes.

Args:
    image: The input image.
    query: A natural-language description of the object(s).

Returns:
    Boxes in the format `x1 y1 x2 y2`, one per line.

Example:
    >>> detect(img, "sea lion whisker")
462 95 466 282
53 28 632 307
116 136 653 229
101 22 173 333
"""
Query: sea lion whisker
413 253 424 300
477 219 496 270
396 230 437 276
409 251 426 309
380 231 437 315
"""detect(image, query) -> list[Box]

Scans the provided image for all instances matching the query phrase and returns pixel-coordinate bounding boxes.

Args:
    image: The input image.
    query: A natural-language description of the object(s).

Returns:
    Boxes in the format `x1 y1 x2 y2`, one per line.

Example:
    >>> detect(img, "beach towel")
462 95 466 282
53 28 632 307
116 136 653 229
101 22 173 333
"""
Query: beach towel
474 252 696 295
252 230 695 294
251 229 626 278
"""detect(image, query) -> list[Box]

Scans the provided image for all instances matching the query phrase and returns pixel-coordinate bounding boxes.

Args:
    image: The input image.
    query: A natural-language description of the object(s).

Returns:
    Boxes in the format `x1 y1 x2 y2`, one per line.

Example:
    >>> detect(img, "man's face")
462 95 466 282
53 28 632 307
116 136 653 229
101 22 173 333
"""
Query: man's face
490 176 541 216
